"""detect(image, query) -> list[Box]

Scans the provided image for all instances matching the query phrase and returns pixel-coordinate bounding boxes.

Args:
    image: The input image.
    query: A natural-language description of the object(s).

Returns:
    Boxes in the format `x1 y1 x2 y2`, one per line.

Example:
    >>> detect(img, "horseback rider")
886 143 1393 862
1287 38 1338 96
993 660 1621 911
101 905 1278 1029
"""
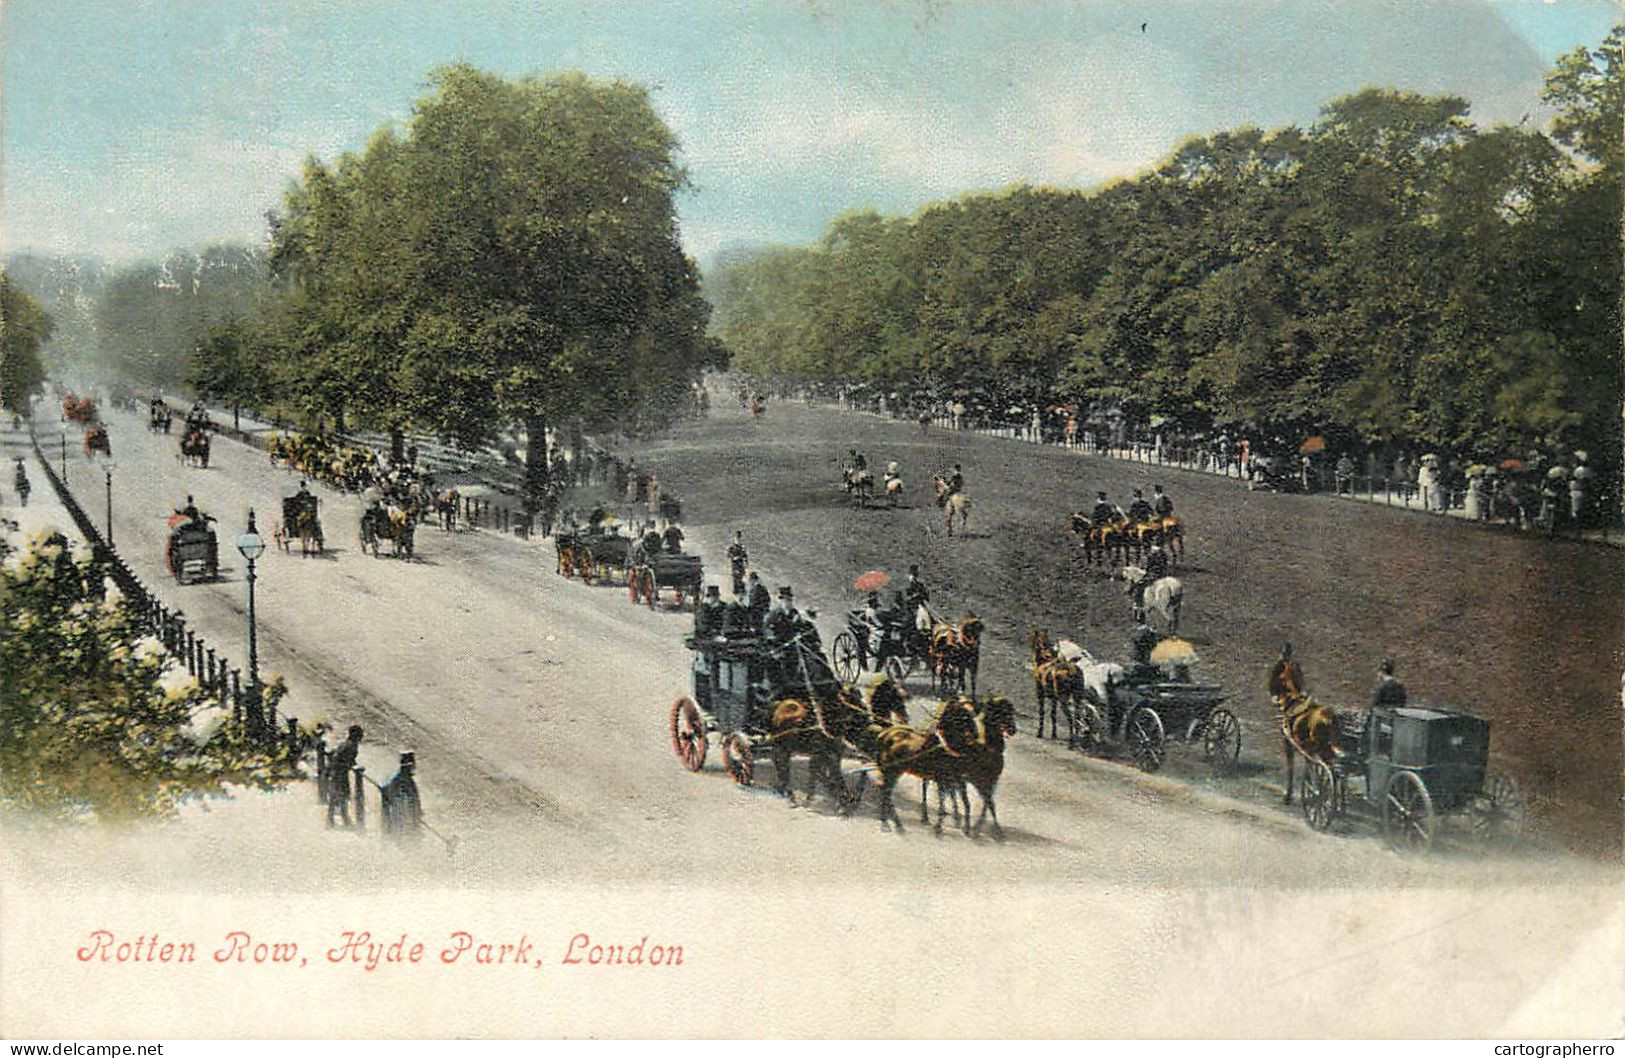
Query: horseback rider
939 463 964 506
1153 484 1174 518
1267 642 1306 706
853 451 867 473
1090 491 1119 526
1133 543 1170 612
884 458 900 483
1127 488 1154 523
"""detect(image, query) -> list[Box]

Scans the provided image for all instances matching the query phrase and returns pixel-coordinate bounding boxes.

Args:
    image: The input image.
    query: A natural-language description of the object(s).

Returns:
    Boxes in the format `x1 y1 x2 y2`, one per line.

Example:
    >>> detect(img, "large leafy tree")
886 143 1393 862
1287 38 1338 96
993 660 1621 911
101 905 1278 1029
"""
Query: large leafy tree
0 271 52 412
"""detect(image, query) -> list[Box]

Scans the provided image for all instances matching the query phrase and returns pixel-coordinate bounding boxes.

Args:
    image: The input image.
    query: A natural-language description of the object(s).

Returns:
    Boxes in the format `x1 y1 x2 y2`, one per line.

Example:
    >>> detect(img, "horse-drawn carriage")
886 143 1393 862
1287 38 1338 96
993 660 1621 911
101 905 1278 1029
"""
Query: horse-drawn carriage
629 551 704 609
179 426 210 468
1030 631 1239 773
1284 699 1524 852
148 403 173 434
556 525 632 583
831 608 931 685
360 503 414 558
274 492 324 555
165 515 219 584
82 424 111 458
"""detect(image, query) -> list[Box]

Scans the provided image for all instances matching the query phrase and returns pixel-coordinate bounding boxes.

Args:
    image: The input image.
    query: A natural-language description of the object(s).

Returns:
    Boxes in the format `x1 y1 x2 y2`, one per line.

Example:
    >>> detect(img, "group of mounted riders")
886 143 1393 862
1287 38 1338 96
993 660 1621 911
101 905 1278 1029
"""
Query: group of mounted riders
1069 484 1183 567
839 449 905 508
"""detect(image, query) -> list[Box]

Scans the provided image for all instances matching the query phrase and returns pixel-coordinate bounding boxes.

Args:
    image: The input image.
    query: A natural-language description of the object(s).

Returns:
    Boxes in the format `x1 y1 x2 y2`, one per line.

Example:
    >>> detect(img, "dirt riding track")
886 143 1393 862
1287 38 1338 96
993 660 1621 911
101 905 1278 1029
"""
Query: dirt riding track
641 398 1624 859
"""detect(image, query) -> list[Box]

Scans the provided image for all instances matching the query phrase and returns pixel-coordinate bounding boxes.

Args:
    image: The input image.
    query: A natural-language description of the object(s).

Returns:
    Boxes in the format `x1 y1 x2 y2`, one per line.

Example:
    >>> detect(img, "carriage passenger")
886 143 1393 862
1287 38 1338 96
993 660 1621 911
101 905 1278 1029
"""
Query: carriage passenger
695 585 726 638
1370 658 1407 708
745 573 771 632
726 530 748 597
662 522 685 554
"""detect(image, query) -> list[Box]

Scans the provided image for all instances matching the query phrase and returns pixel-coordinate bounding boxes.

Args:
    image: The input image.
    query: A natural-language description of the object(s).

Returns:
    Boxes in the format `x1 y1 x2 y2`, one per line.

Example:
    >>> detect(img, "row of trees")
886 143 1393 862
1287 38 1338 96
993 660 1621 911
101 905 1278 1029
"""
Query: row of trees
0 272 52 412
709 32 1623 473
11 65 724 500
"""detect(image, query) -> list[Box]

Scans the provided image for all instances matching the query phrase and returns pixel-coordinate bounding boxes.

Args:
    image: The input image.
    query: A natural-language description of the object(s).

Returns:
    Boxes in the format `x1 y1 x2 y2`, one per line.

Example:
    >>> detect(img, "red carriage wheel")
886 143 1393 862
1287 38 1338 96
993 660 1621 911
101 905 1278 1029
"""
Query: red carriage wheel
722 733 753 786
669 696 707 772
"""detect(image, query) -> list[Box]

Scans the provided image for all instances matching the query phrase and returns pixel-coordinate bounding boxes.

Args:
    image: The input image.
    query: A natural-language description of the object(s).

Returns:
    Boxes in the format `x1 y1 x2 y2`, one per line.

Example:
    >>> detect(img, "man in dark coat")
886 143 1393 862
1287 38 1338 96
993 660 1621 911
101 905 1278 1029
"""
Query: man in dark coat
326 725 364 828
381 751 423 839
1370 658 1407 708
726 530 748 597
1152 485 1174 517
1090 491 1119 525
695 585 726 637
662 522 685 553
1127 489 1154 523
745 572 771 633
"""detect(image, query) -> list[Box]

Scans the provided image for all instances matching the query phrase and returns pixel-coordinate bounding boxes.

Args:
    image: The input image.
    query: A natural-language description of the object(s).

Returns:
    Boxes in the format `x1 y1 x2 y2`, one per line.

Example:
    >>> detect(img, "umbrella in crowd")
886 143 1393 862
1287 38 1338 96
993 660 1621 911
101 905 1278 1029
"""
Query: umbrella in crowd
853 570 890 593
1299 435 1326 454
1499 458 1526 471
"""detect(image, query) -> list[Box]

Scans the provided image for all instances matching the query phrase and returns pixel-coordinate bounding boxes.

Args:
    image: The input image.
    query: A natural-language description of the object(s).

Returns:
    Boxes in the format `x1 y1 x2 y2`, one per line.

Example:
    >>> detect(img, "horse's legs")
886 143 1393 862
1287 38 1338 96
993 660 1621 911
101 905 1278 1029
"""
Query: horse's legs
974 782 1002 840
879 772 904 833
772 744 796 805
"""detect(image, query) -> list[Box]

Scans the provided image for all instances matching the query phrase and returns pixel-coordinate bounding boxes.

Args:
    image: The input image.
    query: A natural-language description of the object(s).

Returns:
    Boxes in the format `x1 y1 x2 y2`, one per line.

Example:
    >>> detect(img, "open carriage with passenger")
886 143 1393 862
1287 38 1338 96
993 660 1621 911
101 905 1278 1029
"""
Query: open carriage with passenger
148 401 173 434
831 604 932 685
1282 697 1524 852
1030 630 1239 773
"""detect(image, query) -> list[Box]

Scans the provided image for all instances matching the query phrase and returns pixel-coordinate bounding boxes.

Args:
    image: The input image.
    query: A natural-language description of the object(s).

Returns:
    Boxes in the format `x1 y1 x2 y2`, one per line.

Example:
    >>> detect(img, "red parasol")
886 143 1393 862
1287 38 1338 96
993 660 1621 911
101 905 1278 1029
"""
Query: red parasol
1498 458 1526 471
853 570 890 593
1299 435 1326 454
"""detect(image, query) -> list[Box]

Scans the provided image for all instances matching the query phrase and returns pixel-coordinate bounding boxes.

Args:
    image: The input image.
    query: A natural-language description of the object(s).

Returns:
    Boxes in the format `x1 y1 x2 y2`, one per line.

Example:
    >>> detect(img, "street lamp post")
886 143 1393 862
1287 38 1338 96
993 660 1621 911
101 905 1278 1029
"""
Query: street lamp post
103 461 116 545
59 429 67 481
236 511 266 729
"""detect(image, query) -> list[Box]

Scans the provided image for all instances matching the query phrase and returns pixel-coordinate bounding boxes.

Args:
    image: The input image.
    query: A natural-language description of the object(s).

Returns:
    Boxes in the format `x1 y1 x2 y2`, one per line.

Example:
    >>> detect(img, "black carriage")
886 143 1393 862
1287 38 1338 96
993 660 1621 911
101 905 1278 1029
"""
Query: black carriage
581 531 632 583
1291 703 1524 852
669 631 838 787
148 405 172 433
275 492 324 553
830 611 929 684
632 551 703 609
166 522 219 584
1061 645 1240 773
657 495 682 523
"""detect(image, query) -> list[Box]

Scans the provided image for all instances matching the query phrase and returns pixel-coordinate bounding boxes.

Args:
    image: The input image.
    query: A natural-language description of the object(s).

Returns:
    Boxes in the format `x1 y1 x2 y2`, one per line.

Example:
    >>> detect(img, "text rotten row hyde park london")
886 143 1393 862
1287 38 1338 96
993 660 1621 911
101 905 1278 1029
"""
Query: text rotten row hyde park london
75 930 685 971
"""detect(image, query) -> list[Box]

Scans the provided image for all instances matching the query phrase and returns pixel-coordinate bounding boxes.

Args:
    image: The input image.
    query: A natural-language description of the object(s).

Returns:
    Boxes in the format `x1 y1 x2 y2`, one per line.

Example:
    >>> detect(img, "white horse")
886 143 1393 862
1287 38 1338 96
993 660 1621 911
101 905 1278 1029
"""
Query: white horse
1120 566 1184 633
1058 641 1125 744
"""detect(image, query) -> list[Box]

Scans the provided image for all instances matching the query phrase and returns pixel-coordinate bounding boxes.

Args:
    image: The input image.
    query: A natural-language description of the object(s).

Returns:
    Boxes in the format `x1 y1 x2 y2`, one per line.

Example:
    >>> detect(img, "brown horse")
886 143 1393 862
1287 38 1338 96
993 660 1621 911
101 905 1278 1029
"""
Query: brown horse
1029 628 1081 742
1276 691 1339 804
766 684 869 810
942 694 1019 840
1067 512 1126 567
933 477 971 535
873 694 1018 838
929 614 984 696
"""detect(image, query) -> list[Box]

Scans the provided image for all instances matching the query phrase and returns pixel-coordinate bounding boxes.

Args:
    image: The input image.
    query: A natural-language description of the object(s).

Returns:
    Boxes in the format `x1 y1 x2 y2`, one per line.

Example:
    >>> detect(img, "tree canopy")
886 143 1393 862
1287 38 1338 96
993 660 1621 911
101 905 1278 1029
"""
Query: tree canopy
0 271 53 412
710 32 1623 475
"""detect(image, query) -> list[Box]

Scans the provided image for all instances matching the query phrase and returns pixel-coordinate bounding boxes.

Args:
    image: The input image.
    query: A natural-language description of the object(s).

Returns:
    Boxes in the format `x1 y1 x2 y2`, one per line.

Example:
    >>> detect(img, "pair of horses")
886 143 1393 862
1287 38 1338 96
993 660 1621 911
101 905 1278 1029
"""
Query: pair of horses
926 612 984 696
359 503 416 558
841 463 905 508
178 427 210 468
765 675 1018 838
61 394 96 425
1029 629 1124 748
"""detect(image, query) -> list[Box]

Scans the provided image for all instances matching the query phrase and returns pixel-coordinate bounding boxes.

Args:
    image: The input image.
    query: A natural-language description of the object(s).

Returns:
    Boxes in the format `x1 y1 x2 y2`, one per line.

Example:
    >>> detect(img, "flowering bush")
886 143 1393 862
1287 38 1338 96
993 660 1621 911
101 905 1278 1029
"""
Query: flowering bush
0 529 295 822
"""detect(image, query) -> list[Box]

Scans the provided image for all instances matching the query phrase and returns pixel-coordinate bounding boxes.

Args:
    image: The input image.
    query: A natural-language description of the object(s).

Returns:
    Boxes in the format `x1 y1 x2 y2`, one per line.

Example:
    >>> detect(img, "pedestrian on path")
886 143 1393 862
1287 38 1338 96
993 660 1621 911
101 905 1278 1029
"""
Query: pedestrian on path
327 725 364 829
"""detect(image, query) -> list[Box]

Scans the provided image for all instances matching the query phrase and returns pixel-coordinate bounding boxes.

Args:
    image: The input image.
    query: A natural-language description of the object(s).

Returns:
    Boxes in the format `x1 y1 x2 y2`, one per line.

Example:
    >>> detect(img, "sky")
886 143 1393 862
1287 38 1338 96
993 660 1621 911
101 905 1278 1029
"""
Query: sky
2 0 1619 267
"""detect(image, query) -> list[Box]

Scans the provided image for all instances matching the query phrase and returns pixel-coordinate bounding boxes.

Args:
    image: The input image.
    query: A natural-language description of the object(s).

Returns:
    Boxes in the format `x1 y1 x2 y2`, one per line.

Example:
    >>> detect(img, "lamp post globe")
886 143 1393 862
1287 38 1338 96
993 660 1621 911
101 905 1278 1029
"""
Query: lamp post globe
235 510 266 714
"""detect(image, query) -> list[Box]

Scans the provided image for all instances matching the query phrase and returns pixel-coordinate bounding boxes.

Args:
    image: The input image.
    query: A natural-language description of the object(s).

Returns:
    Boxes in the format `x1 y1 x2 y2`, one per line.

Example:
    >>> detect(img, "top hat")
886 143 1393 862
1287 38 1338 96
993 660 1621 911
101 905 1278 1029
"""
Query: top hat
399 751 416 766
778 586 793 598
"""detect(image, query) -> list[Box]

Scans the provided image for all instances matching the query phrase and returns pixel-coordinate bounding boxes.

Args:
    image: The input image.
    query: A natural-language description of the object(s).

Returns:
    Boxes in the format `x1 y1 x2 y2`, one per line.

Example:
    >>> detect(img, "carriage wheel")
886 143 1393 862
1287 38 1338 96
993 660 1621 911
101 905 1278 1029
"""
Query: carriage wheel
669 697 708 772
1382 770 1435 853
831 631 861 683
883 655 907 683
1300 759 1336 831
722 733 753 786
1072 698 1107 750
1126 706 1166 772
1468 771 1526 844
1201 708 1242 770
